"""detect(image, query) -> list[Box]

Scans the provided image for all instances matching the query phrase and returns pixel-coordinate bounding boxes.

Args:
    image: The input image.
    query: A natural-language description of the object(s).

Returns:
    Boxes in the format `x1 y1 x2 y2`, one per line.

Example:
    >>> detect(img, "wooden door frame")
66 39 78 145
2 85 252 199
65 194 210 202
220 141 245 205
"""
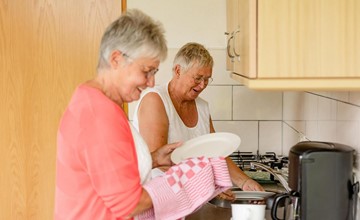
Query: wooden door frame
121 0 127 12
121 0 129 115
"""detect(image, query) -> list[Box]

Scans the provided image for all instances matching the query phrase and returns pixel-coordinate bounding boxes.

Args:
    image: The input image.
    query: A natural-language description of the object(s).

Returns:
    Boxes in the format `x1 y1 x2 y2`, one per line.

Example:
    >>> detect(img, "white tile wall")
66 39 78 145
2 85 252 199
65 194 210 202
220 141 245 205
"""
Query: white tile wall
336 121 359 149
283 91 360 152
259 121 282 155
212 120 258 152
283 92 318 121
303 121 319 141
349 92 360 106
233 86 283 120
314 121 337 142
200 86 232 120
317 93 337 121
337 102 360 121
282 122 305 154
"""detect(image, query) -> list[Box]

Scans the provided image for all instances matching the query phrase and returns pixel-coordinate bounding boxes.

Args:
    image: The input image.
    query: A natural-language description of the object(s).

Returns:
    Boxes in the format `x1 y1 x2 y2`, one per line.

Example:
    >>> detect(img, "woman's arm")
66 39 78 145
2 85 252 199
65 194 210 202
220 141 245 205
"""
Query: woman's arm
126 189 153 218
137 92 169 152
226 157 264 191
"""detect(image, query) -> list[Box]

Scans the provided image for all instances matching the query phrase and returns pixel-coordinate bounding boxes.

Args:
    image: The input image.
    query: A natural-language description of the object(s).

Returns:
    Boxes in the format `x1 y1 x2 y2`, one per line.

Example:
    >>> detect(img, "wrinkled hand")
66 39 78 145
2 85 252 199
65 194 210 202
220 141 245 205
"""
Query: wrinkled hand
241 178 265 191
216 189 235 201
151 142 182 168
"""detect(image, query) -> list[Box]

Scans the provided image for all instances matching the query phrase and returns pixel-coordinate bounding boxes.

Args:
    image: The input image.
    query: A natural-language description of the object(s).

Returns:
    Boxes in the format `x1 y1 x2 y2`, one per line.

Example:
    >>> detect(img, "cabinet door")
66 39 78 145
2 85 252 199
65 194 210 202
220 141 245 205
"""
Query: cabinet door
233 0 257 78
0 1 121 219
258 0 360 78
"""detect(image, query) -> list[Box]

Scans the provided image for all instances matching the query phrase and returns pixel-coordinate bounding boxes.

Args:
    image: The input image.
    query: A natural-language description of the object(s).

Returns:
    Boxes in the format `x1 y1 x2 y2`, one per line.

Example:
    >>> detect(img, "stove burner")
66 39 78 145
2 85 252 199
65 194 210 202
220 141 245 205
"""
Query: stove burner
230 151 289 184
230 151 289 171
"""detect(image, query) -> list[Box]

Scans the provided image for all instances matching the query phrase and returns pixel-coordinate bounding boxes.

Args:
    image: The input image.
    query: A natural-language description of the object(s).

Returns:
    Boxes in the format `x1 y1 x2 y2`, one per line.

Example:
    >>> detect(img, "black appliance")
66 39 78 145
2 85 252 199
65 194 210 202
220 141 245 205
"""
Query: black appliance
288 141 358 220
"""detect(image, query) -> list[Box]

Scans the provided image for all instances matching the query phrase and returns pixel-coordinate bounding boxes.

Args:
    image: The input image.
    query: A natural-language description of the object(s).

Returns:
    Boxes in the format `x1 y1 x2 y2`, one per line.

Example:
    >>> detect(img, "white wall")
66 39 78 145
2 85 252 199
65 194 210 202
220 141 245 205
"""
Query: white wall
128 0 226 48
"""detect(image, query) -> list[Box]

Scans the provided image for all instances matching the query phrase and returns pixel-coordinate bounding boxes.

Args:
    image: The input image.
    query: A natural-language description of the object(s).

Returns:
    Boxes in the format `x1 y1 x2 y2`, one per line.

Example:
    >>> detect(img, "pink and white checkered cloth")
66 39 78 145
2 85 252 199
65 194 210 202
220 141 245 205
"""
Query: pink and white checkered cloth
137 156 232 220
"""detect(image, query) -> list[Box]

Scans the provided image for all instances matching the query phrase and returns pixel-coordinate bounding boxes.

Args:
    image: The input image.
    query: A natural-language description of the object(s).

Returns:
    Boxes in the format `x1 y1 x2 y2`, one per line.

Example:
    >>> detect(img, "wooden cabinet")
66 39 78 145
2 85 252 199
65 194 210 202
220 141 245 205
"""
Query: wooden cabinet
226 0 360 90
0 1 121 219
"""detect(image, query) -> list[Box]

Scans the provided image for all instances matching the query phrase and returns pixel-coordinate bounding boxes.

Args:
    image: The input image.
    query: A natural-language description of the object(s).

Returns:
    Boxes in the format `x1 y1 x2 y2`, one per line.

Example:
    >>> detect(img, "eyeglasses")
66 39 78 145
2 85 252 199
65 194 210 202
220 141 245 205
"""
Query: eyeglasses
192 75 213 85
123 53 159 79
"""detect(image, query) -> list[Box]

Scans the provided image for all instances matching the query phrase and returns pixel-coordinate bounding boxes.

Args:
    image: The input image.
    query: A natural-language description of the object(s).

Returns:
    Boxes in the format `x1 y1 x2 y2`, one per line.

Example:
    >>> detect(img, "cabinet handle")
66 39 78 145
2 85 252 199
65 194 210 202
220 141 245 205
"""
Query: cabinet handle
227 34 235 60
233 29 241 58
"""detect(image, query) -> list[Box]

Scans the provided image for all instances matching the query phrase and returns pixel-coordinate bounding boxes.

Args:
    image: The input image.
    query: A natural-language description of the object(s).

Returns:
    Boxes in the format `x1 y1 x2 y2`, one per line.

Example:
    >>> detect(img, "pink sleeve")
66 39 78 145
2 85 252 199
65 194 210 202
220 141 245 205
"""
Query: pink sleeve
79 101 142 218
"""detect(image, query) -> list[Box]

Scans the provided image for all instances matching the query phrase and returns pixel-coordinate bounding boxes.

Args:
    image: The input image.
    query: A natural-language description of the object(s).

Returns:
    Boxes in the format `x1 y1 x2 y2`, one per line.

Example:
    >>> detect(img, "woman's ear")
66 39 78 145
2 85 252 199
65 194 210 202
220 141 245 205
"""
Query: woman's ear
109 50 123 69
173 64 181 77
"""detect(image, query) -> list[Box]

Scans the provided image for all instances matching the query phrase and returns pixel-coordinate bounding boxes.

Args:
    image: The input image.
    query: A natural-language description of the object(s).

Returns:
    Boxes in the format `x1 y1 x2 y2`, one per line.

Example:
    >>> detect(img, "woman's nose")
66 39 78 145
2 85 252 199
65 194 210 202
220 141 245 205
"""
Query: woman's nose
198 80 207 89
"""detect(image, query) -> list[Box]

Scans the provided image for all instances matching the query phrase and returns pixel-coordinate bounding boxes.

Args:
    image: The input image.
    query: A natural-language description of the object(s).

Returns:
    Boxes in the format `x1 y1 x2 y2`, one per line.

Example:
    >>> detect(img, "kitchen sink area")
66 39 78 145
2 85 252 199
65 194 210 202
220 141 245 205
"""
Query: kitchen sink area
186 151 289 220
186 183 287 220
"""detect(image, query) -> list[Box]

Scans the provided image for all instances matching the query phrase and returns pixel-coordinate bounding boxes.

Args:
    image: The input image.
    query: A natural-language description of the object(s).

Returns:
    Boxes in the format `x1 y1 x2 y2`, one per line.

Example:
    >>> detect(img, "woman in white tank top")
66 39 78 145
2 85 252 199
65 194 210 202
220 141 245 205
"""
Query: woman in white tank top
133 42 264 192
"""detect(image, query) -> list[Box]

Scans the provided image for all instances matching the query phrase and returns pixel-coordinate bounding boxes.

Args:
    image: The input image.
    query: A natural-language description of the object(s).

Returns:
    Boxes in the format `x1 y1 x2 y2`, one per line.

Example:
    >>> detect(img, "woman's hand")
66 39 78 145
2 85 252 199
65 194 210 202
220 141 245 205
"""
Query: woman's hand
216 189 235 201
241 178 264 191
151 142 182 168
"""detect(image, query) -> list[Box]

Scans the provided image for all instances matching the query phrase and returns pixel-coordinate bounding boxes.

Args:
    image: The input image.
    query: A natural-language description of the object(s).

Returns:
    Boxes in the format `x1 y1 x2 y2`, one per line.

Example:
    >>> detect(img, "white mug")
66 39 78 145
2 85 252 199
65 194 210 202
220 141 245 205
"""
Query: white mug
231 204 266 220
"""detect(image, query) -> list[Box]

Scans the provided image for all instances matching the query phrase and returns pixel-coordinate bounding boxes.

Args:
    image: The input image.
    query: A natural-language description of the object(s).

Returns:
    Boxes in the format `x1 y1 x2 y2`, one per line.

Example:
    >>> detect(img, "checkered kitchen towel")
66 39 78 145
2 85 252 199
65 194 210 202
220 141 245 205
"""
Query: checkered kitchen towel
137 156 232 220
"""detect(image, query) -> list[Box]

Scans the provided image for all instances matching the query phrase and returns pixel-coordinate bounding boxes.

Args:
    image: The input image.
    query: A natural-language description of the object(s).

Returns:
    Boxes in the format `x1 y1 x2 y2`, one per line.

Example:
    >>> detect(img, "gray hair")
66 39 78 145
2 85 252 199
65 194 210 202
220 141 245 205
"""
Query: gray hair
97 9 167 70
173 42 214 72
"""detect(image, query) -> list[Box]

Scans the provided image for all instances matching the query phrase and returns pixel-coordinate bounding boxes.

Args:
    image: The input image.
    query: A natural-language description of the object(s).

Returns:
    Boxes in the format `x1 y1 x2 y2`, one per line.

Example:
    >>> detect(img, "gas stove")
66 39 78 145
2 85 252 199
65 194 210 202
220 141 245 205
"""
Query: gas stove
229 151 289 184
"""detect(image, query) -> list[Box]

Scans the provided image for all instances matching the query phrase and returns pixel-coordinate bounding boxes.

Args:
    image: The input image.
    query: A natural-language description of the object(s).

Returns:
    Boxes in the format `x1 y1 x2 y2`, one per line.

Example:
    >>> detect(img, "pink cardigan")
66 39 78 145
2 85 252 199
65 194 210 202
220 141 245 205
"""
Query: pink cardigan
54 85 141 219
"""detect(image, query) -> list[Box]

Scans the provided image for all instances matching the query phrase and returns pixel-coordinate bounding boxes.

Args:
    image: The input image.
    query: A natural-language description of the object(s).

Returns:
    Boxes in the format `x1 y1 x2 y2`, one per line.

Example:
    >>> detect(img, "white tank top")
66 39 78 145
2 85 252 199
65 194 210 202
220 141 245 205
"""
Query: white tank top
132 81 210 144
128 122 152 183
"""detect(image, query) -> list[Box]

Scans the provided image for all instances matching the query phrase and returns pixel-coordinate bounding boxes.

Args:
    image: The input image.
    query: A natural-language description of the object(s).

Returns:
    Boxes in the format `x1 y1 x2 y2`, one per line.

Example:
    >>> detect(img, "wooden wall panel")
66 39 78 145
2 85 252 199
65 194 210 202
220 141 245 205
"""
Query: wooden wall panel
0 1 121 219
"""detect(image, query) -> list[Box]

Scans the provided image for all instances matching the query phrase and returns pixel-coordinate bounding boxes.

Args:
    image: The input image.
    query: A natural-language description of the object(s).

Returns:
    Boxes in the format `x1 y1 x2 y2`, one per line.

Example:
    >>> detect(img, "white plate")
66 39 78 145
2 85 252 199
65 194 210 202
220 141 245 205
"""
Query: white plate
232 191 275 199
171 132 241 164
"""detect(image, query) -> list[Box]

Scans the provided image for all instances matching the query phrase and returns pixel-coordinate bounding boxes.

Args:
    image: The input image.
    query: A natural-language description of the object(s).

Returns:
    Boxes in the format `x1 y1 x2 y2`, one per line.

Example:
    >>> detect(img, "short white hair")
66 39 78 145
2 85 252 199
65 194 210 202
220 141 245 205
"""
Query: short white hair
173 42 213 72
97 9 167 70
